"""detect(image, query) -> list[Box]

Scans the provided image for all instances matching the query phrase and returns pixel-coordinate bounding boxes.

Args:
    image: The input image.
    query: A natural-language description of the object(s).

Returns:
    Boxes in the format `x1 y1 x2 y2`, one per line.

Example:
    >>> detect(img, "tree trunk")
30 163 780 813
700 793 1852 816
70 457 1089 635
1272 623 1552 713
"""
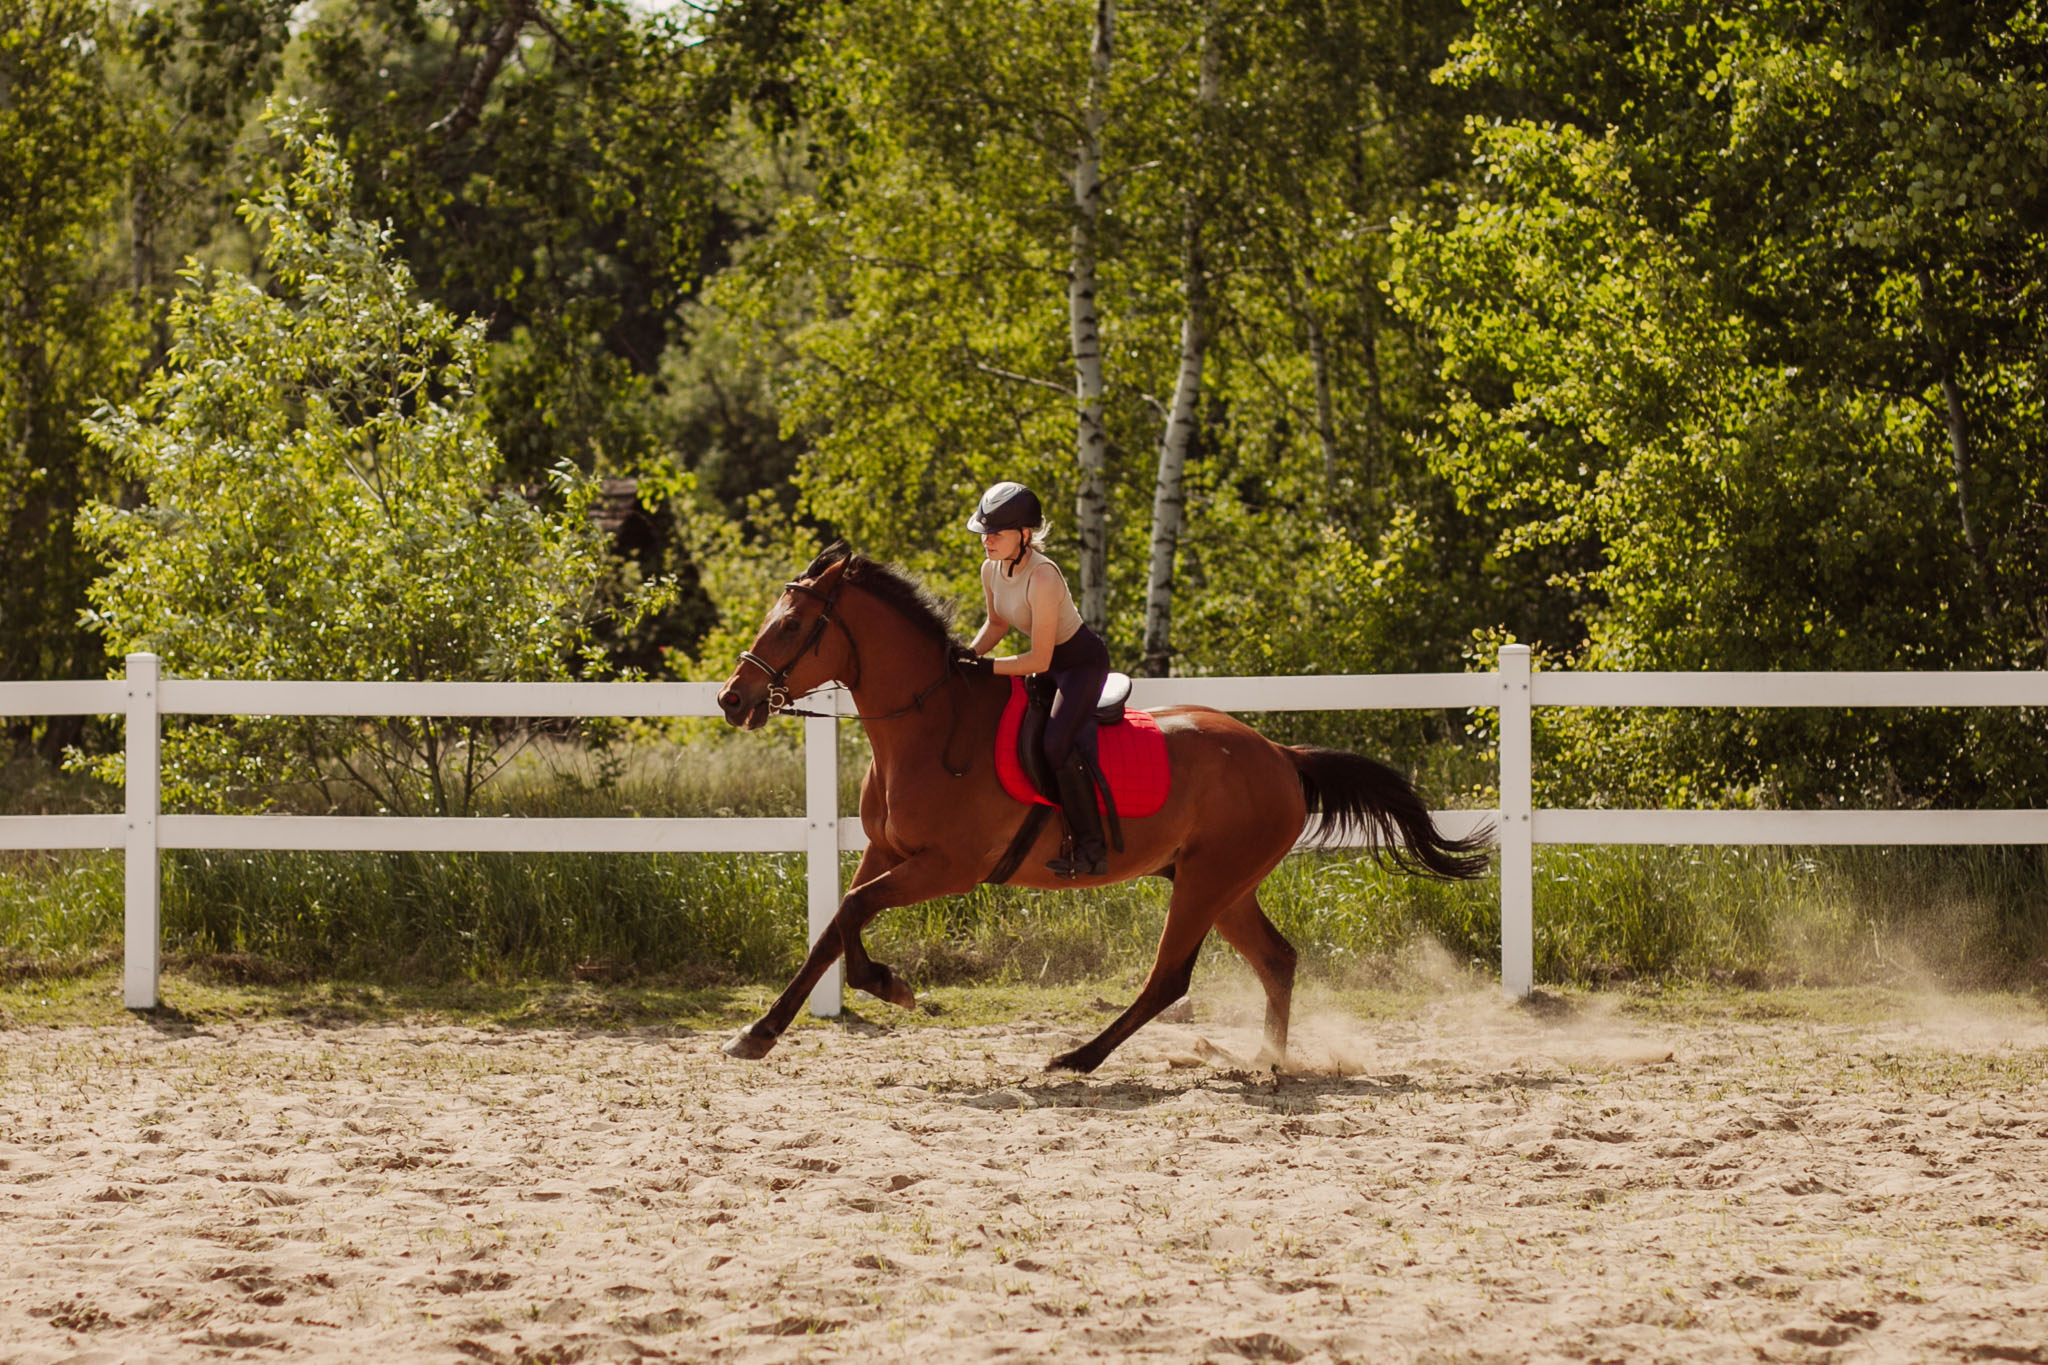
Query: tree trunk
1137 8 1220 677
429 0 532 144
1305 300 1338 488
1069 0 1114 635
1357 277 1386 489
1917 268 1993 619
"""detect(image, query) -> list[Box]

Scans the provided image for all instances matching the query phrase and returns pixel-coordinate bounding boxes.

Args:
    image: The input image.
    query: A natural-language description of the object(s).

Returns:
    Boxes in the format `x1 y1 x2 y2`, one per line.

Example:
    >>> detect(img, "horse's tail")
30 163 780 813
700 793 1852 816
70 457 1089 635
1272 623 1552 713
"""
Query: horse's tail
1286 746 1494 880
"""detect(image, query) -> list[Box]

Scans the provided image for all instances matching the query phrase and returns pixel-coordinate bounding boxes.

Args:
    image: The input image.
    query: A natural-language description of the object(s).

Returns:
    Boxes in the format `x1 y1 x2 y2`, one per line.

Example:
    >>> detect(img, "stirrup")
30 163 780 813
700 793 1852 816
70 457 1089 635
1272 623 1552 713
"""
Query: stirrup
1046 844 1109 879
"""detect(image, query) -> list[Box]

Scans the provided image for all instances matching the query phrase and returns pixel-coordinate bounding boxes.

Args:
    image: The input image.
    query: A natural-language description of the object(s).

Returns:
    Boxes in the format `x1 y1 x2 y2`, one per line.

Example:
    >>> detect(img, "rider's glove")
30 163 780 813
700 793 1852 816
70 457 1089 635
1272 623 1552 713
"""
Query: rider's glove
951 644 994 676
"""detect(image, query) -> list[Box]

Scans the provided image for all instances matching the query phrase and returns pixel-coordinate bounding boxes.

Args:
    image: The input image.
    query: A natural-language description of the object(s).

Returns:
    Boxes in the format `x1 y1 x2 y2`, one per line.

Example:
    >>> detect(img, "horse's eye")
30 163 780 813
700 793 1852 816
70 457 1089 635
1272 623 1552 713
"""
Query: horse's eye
781 615 802 633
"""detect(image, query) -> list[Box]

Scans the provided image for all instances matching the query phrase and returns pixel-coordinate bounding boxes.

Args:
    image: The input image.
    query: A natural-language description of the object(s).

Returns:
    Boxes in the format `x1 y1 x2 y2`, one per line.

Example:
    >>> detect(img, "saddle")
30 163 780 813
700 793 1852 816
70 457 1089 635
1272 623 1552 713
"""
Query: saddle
1012 671 1132 802
986 674 1169 884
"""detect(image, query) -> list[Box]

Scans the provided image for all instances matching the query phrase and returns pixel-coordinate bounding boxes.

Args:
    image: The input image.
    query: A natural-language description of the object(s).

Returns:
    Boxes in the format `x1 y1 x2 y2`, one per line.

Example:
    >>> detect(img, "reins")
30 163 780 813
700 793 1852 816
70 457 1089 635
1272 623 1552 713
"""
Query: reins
733 573 974 775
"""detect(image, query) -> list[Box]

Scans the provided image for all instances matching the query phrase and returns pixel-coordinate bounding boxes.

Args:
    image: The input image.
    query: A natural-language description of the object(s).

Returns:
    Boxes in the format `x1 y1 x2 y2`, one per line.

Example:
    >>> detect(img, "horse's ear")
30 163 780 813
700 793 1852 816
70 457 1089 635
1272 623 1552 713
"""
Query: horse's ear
799 540 851 582
808 548 852 590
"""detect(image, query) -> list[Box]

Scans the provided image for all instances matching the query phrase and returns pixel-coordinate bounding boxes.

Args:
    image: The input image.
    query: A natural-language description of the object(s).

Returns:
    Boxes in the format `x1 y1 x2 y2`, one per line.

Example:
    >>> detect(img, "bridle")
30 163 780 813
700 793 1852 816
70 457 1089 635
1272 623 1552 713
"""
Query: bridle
732 574 973 774
735 578 852 715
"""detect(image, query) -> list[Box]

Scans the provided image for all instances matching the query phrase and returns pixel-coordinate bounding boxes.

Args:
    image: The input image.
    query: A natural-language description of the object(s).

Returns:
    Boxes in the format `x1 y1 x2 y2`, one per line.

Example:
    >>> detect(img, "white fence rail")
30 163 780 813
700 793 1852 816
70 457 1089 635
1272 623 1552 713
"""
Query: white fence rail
3 648 2044 1013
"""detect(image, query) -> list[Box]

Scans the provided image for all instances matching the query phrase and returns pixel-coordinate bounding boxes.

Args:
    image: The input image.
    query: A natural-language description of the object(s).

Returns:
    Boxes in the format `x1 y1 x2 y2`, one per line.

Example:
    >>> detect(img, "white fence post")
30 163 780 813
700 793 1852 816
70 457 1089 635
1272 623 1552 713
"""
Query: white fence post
805 707 844 1017
1497 645 1534 999
124 653 161 1010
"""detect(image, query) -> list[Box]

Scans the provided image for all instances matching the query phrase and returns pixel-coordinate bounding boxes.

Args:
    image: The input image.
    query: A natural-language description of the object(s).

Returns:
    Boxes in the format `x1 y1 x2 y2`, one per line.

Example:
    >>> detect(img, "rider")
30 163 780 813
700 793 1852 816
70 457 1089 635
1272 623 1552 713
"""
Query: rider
957 481 1112 878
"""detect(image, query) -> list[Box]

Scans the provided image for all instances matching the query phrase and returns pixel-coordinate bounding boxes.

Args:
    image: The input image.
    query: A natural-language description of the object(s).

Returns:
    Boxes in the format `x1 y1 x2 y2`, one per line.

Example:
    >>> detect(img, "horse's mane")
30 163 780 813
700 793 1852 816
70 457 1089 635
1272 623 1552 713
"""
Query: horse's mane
802 543 960 644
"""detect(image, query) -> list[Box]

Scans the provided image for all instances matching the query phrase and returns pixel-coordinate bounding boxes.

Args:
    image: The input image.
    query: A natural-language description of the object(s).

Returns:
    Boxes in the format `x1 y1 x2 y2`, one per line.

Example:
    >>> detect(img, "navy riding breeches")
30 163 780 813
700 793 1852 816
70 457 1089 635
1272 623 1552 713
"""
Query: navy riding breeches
1042 625 1110 767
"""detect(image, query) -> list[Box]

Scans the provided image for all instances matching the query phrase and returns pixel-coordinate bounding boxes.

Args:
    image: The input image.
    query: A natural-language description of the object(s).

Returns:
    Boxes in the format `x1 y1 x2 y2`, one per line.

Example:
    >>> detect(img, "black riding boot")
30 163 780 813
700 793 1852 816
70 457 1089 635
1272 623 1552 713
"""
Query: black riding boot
1046 755 1110 878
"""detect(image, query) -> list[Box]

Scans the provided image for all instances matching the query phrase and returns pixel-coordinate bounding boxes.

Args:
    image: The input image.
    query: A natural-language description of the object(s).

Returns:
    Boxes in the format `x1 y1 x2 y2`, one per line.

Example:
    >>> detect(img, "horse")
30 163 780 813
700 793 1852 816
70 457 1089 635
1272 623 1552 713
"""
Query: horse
714 545 1492 1073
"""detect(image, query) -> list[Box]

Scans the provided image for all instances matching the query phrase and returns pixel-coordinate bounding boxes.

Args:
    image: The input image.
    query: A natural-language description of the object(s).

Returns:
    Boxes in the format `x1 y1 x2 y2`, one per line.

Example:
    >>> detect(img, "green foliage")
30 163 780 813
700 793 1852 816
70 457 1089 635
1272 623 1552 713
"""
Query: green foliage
0 0 148 733
12 0 2048 1006
278 0 810 667
78 105 638 815
8 819 2042 993
713 0 1502 677
1392 0 2048 807
0 854 123 975
288 0 719 478
160 849 808 983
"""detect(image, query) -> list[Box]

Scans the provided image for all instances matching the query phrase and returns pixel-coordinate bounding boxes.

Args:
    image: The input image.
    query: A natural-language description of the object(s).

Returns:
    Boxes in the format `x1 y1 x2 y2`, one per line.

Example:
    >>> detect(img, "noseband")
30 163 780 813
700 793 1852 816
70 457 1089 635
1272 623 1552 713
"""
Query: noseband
735 578 858 714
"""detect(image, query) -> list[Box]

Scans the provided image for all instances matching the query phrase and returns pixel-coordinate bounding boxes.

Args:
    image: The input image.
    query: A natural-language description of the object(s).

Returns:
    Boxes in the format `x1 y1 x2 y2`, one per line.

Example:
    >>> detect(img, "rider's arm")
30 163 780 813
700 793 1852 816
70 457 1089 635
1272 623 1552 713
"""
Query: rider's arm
970 570 1010 656
991 566 1060 676
969 614 1009 656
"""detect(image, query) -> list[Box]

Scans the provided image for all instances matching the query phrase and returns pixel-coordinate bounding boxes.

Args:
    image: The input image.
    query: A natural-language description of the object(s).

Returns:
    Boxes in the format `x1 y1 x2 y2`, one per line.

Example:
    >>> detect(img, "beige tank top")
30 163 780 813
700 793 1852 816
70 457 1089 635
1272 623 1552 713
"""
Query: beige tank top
982 548 1083 646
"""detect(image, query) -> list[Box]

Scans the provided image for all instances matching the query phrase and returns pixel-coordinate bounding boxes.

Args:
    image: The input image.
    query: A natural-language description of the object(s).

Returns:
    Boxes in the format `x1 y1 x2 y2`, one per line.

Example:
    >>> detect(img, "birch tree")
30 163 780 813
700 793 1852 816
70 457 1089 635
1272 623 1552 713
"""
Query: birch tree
720 0 1493 689
1068 0 1115 632
1137 3 1219 675
721 0 1177 621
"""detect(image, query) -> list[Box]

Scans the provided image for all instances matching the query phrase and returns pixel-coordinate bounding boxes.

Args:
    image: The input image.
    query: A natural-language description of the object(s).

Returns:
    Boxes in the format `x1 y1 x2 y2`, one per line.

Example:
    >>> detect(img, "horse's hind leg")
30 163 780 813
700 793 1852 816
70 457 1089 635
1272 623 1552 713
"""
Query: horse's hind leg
1211 890 1297 1067
1047 934 1206 1075
1048 863 1257 1074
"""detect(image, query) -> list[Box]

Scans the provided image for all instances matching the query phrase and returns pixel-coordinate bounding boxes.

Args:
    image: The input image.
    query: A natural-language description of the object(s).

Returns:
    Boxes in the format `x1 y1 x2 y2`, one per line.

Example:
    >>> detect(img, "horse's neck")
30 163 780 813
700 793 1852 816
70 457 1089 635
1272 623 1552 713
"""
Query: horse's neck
838 592 983 771
838 595 941 729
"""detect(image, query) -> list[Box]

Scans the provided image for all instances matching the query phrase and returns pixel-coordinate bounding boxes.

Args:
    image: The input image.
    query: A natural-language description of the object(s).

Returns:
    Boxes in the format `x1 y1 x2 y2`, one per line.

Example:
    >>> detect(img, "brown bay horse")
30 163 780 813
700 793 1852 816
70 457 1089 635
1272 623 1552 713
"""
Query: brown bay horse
714 547 1492 1073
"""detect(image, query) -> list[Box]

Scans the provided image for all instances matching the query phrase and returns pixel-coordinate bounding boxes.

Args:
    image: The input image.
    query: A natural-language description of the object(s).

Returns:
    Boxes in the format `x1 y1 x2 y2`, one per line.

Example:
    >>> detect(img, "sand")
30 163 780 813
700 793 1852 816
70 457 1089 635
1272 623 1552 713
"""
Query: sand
2 988 2046 1364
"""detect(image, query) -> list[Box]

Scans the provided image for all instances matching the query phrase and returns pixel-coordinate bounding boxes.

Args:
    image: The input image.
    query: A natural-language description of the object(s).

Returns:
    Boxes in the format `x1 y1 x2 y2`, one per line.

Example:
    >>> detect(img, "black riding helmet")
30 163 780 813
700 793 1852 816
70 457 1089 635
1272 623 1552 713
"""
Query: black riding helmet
966 481 1043 535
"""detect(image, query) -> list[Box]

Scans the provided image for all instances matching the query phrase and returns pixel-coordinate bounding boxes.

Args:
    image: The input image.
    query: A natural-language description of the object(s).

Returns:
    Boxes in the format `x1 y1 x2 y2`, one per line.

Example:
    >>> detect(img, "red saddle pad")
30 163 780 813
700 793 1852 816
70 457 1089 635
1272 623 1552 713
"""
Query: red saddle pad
993 677 1170 819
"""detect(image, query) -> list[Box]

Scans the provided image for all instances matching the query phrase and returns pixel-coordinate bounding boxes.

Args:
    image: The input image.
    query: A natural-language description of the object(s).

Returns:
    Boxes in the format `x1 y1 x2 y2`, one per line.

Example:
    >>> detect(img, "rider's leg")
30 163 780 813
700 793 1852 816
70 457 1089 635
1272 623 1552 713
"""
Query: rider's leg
1042 629 1111 878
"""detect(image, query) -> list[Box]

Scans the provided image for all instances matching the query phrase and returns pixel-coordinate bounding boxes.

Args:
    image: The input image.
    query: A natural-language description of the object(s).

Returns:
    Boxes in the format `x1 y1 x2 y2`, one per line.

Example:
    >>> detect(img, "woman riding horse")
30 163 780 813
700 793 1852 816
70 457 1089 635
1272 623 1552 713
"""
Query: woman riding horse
714 545 1493 1073
954 481 1112 878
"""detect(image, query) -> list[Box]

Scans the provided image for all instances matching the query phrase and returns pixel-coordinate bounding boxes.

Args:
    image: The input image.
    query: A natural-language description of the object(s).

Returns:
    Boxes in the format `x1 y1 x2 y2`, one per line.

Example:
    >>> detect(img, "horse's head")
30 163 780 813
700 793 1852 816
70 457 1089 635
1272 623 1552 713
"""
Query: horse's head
716 554 855 729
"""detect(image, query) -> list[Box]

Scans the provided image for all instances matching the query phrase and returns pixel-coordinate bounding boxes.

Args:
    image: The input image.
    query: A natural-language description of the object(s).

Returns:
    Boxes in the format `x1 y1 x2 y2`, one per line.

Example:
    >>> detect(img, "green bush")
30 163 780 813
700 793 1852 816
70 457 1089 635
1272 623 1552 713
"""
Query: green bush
77 103 659 817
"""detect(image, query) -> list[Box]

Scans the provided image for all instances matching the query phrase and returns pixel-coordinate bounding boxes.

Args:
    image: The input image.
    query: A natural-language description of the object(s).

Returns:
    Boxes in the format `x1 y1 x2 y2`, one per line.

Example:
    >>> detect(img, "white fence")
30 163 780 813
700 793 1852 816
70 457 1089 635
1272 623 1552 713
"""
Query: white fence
3 647 2044 1013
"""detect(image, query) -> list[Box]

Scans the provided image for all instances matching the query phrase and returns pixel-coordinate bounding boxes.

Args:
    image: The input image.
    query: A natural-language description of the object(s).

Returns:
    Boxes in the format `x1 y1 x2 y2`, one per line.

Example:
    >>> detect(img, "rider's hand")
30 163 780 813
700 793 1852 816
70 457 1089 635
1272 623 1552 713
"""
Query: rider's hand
951 644 994 676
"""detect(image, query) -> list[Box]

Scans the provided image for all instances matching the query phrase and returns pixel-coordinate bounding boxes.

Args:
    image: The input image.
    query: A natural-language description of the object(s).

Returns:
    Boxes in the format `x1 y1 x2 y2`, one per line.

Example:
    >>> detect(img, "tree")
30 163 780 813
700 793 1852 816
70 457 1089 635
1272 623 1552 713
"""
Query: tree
0 0 147 759
1391 0 2048 806
716 0 1495 693
1136 0 1218 676
285 0 820 668
118 0 301 341
290 0 730 480
79 104 644 815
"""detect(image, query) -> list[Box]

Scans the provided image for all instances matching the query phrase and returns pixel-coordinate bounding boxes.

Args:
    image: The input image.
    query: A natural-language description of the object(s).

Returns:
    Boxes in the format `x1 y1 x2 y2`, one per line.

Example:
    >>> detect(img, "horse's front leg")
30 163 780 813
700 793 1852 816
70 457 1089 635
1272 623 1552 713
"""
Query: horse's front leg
722 851 976 1060
843 932 917 1010
839 845 916 1010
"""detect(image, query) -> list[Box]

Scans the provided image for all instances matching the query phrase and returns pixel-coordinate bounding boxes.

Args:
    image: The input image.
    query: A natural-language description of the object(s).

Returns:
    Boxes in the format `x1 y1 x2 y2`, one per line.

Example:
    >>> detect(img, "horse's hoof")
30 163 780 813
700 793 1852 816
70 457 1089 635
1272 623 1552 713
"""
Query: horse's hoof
722 1029 777 1060
1046 1049 1101 1074
884 978 917 1010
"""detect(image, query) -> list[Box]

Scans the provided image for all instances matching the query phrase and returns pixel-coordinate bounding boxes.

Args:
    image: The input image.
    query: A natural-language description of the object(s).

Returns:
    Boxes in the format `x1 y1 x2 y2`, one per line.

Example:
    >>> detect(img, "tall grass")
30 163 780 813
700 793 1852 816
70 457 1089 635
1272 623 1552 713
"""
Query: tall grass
862 846 2044 992
2 735 2044 991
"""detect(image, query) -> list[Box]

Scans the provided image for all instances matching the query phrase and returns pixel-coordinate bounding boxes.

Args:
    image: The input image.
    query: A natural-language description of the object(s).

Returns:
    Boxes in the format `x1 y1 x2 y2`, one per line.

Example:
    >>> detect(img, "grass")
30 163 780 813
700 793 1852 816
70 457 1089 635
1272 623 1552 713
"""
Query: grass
7 963 2041 1050
0 962 1133 1032
2 737 2045 1001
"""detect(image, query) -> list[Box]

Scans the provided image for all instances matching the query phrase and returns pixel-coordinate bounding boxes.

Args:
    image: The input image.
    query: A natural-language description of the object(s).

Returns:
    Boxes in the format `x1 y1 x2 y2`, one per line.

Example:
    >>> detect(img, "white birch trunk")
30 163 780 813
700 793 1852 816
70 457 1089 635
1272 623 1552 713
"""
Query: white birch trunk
1305 302 1338 488
1138 10 1220 677
1069 0 1115 635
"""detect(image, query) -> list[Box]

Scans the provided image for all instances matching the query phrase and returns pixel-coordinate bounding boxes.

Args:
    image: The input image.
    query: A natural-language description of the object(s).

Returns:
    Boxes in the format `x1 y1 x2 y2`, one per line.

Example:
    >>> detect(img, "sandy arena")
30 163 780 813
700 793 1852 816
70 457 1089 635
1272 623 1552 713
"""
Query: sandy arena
2 987 2045 1364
